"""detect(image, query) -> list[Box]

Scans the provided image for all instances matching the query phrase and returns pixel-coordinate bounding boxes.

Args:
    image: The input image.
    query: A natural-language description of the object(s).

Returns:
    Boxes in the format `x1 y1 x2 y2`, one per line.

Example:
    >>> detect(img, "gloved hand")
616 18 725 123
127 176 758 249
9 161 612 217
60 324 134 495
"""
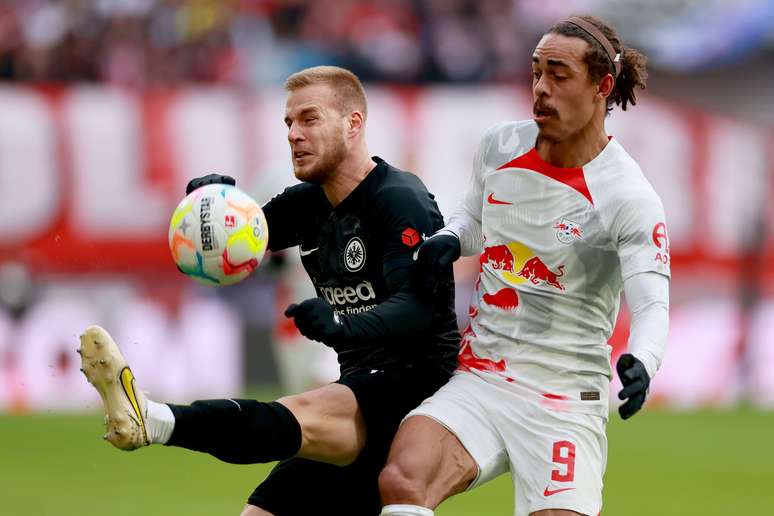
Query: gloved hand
186 173 236 195
616 353 650 420
285 298 347 346
412 233 461 296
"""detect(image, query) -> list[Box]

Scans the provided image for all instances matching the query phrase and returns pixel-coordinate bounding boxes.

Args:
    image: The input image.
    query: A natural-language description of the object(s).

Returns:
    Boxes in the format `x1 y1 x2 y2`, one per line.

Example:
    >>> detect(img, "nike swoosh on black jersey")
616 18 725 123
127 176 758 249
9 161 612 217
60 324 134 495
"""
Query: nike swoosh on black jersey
299 247 319 256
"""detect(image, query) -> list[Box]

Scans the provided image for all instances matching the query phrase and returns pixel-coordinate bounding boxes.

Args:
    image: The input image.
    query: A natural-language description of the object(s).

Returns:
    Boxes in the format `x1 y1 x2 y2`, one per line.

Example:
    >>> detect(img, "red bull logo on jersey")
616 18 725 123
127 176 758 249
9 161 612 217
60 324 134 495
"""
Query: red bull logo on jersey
479 241 566 293
479 244 514 272
518 257 565 290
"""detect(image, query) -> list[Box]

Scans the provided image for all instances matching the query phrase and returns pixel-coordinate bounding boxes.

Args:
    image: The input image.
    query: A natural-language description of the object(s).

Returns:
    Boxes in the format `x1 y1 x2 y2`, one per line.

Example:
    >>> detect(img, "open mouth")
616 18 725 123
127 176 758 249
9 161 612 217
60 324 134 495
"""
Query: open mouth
533 108 555 121
293 151 312 160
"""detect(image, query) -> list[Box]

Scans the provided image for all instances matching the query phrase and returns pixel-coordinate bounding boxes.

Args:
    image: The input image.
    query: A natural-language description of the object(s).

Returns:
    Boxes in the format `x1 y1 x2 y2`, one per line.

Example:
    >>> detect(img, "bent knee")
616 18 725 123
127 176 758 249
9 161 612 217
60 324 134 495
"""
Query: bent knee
379 462 429 506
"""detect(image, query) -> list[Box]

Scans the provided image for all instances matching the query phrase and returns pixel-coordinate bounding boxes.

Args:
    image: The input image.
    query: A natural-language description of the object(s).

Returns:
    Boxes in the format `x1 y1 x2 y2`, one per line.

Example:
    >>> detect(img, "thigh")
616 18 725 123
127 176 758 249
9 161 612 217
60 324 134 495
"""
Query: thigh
398 372 510 500
338 364 451 462
248 456 382 516
277 382 365 466
239 504 273 516
385 415 480 508
504 402 607 516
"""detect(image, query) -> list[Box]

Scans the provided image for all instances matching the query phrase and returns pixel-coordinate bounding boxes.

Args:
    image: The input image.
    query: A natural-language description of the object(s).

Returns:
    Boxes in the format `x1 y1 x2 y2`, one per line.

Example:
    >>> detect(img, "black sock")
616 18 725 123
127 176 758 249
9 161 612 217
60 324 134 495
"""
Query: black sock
166 399 302 464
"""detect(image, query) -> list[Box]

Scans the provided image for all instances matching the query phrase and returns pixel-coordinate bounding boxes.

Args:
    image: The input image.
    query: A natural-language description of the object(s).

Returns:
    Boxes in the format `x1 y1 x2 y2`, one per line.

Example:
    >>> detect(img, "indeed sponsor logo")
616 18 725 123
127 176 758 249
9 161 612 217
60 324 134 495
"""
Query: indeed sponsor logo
336 304 377 315
320 281 376 306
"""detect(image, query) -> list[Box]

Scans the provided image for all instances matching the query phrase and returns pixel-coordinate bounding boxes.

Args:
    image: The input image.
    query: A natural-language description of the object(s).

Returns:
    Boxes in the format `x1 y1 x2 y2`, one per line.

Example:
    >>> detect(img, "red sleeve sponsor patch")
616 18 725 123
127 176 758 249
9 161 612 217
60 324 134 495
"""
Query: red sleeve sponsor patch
652 222 670 264
401 227 420 247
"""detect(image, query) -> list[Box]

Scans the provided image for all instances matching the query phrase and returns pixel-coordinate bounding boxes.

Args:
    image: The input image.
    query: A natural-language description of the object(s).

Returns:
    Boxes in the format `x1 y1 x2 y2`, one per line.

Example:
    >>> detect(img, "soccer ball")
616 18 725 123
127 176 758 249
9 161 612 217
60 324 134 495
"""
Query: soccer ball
168 184 269 286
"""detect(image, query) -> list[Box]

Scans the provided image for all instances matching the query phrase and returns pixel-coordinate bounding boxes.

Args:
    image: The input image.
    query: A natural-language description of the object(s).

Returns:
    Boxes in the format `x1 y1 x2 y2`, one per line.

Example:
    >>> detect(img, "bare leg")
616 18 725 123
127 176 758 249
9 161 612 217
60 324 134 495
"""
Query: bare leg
278 382 366 466
379 415 477 509
240 505 273 516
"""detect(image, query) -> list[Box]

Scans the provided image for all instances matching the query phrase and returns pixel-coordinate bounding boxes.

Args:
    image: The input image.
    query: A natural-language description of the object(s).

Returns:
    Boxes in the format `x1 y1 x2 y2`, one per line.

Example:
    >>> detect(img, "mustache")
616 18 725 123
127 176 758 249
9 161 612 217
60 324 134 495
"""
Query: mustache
533 102 559 117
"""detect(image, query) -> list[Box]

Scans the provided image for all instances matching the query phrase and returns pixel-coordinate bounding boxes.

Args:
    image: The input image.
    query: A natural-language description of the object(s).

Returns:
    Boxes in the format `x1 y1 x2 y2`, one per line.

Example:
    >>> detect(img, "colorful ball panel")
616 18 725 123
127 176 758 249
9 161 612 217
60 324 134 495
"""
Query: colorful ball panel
168 184 269 286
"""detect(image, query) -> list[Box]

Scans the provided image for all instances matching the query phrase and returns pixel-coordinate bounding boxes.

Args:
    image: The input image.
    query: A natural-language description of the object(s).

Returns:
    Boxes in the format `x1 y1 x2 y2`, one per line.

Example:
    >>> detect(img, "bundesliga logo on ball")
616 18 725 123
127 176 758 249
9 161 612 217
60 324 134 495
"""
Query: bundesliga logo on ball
168 183 269 286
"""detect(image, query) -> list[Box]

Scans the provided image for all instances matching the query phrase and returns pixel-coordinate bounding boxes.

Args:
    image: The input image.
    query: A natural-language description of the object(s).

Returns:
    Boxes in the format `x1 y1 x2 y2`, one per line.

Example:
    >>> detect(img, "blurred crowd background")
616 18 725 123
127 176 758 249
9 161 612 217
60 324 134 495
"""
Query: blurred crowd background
1 0 773 412
1 0 773 86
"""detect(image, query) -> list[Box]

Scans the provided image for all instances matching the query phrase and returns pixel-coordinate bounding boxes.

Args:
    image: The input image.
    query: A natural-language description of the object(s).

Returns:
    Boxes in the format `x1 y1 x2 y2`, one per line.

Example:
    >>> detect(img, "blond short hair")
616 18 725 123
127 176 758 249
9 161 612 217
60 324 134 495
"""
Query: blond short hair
284 66 368 119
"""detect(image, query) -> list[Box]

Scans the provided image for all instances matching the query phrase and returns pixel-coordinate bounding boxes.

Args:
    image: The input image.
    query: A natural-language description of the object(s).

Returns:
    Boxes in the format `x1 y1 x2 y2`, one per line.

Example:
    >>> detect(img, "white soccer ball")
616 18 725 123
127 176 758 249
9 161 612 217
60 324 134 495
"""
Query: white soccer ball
168 184 269 286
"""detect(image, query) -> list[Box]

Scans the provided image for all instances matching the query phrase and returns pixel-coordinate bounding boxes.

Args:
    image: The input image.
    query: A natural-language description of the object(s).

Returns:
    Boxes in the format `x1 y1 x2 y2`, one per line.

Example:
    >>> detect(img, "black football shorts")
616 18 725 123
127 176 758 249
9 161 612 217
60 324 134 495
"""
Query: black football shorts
247 363 451 515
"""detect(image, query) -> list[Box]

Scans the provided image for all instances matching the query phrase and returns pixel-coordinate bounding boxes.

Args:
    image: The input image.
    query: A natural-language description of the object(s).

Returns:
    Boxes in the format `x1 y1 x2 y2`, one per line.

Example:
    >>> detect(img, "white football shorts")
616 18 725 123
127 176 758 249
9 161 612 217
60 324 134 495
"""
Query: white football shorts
406 370 607 516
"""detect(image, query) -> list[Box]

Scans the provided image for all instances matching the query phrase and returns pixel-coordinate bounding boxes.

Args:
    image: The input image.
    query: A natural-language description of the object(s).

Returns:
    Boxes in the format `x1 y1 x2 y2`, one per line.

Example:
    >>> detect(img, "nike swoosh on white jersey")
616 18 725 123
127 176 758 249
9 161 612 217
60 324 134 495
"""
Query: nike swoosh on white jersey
299 247 319 256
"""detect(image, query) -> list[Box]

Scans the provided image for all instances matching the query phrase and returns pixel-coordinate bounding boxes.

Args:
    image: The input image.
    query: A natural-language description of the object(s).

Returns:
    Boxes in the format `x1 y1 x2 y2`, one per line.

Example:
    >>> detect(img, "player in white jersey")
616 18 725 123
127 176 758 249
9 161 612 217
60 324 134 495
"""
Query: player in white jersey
378 15 670 516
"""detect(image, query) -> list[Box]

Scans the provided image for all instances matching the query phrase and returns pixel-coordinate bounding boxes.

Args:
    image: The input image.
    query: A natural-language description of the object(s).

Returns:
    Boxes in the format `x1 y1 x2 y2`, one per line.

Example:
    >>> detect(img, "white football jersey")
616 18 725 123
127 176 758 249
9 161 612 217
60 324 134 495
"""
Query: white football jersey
445 120 670 417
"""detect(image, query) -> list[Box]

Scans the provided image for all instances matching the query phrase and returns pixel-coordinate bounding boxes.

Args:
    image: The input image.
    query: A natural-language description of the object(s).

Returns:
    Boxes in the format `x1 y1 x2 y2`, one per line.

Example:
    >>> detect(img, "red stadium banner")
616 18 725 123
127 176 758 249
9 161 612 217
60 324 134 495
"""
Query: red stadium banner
0 85 772 285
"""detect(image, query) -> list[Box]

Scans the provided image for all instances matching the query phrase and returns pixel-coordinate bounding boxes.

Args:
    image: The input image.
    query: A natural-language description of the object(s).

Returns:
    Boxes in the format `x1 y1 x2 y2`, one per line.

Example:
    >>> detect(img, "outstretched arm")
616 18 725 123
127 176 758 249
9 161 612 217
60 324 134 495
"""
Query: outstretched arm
186 173 323 252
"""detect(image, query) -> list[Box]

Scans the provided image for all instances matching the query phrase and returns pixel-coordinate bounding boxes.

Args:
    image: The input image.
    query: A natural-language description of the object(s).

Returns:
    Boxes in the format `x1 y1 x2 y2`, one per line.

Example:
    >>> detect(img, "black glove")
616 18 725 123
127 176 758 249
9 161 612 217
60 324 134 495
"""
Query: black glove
185 173 236 195
412 234 461 295
616 353 650 420
285 298 348 346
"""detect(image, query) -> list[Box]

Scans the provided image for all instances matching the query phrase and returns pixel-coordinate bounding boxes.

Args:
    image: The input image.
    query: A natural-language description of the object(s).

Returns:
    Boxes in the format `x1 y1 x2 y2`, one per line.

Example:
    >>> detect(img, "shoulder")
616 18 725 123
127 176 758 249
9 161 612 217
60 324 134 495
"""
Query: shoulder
589 138 664 213
281 181 324 199
265 182 325 206
368 160 441 222
371 159 430 201
261 182 327 230
476 120 538 169
479 120 537 146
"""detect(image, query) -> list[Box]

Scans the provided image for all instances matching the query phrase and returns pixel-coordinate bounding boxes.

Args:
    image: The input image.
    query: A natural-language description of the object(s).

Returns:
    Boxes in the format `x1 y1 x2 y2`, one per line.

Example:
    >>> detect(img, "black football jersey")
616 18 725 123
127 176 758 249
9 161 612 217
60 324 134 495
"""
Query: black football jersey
263 157 459 375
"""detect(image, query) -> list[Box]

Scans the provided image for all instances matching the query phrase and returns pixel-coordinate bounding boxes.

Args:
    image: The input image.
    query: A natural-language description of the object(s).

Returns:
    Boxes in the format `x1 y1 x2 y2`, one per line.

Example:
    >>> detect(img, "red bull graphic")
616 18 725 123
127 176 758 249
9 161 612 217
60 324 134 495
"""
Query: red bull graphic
477 242 567 304
458 340 511 380
518 257 565 290
483 288 519 310
479 244 515 272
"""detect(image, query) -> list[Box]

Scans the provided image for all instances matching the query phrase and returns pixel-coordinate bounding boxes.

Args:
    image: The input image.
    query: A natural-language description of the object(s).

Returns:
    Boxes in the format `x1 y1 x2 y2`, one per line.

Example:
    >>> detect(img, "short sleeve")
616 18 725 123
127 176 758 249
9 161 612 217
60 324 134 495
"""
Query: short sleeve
612 195 671 280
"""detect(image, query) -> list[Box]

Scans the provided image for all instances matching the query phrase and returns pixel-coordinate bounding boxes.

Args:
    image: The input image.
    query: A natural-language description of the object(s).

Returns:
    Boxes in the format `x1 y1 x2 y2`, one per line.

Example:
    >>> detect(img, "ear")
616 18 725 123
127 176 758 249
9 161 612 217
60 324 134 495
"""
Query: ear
348 110 365 137
597 73 615 100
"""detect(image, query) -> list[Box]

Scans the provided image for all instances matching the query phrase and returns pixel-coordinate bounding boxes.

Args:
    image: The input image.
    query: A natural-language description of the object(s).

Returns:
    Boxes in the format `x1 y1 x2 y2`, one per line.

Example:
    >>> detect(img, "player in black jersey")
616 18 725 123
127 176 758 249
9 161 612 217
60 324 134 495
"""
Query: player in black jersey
78 66 459 516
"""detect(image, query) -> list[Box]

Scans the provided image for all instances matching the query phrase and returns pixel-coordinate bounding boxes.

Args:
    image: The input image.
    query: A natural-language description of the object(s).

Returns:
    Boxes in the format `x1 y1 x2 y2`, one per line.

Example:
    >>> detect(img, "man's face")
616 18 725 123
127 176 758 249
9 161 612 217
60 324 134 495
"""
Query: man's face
284 83 348 183
531 33 602 142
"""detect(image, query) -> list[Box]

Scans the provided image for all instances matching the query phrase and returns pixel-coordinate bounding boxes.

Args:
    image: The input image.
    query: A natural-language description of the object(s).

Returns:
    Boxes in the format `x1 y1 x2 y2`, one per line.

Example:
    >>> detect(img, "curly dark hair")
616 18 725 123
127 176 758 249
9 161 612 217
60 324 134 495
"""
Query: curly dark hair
548 15 648 113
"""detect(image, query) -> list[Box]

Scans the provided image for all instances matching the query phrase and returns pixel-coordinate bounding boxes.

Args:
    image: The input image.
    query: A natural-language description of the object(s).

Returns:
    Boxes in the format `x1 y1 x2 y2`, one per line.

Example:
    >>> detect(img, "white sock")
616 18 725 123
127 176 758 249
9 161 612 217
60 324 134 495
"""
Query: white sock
380 505 434 516
145 400 175 444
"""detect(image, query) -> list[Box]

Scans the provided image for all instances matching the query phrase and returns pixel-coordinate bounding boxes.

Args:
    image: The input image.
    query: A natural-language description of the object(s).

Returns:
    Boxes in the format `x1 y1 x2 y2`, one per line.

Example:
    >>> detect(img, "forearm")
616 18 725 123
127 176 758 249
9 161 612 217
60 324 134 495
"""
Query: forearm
623 271 670 379
437 204 483 256
342 281 433 345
